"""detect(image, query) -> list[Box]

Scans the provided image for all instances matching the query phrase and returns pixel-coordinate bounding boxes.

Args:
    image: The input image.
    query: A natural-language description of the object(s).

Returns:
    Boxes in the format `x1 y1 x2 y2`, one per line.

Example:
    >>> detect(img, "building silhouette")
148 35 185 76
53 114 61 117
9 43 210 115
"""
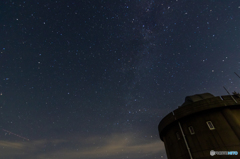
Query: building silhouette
158 93 240 159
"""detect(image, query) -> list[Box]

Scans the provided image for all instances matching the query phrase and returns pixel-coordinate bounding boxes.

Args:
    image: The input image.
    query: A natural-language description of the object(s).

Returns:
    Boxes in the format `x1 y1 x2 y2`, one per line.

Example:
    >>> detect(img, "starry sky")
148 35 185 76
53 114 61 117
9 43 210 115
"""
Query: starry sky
1 0 240 158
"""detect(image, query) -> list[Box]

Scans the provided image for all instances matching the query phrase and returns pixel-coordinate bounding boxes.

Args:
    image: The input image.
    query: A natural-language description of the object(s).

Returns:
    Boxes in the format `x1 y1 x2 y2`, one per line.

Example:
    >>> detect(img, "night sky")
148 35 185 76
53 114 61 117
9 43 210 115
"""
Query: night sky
1 0 240 158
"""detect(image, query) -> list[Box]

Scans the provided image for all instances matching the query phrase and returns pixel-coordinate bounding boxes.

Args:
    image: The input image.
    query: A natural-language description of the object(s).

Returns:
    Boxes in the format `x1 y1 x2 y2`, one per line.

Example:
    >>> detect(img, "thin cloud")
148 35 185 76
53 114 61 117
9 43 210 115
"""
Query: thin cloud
0 133 166 159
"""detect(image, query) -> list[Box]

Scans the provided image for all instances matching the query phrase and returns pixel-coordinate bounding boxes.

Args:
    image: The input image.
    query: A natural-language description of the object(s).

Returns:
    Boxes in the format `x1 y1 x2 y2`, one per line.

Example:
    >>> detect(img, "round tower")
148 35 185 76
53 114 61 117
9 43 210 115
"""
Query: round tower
158 93 240 159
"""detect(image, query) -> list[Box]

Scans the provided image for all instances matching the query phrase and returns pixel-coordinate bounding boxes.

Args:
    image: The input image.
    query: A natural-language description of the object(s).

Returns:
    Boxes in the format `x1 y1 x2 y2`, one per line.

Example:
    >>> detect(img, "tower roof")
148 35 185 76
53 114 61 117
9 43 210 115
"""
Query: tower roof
181 93 215 106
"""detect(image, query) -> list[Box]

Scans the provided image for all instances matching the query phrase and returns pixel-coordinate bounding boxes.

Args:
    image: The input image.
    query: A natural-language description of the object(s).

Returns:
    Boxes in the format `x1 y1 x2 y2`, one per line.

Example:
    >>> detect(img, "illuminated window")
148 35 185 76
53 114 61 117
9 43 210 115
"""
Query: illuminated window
188 126 195 135
206 121 215 130
176 132 180 140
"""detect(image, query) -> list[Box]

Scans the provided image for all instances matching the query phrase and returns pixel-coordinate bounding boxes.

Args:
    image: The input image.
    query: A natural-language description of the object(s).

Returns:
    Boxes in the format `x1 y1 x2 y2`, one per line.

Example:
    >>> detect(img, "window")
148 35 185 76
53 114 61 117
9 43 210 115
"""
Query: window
188 126 195 135
176 132 180 140
206 121 215 130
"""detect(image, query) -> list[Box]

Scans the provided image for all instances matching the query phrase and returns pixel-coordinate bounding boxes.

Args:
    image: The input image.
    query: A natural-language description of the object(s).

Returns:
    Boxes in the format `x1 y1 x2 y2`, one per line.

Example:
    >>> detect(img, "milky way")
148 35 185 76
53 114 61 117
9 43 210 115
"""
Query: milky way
1 0 240 159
